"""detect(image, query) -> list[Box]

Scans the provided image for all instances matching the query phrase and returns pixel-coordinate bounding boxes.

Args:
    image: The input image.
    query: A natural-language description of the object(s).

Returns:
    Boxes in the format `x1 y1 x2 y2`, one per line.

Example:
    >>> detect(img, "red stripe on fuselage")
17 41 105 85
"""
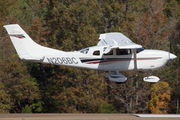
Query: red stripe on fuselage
85 58 160 64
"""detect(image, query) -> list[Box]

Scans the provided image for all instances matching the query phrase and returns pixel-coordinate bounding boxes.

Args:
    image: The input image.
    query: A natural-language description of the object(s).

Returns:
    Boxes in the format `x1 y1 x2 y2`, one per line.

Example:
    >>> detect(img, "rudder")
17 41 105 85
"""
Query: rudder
3 24 30 57
4 24 63 61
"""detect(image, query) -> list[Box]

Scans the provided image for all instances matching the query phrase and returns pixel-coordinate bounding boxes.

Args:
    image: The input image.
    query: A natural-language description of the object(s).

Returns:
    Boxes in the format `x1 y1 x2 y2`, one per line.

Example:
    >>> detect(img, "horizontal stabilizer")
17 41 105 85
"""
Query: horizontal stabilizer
19 54 45 61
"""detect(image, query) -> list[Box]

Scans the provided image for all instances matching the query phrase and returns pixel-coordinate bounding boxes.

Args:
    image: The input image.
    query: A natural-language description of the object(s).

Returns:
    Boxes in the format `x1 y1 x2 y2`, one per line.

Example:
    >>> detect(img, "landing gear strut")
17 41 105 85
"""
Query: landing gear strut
149 70 152 76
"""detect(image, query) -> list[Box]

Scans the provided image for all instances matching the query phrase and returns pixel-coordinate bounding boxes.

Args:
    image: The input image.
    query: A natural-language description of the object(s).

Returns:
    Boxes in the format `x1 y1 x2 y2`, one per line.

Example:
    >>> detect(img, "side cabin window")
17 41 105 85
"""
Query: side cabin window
80 49 89 54
104 49 113 55
93 50 100 56
116 49 131 55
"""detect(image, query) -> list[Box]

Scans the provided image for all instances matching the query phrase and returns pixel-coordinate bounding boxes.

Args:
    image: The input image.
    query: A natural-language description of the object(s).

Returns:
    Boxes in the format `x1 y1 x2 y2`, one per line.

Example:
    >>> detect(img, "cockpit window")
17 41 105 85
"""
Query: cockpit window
93 50 100 56
136 48 144 53
104 49 113 55
79 48 89 54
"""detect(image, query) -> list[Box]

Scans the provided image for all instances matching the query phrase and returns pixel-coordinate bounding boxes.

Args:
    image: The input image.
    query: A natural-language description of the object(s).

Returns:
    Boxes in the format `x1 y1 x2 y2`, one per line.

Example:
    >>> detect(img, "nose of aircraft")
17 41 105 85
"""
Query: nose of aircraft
169 53 177 60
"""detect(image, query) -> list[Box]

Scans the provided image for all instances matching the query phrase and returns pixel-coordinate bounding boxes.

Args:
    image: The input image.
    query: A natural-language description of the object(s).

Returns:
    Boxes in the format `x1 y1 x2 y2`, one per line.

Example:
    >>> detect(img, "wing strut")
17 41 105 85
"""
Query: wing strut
133 48 137 70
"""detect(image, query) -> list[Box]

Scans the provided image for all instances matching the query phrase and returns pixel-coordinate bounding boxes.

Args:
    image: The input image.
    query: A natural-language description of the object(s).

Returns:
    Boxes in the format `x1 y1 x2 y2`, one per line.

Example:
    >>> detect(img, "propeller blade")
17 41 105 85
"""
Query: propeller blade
170 59 172 67
169 39 172 67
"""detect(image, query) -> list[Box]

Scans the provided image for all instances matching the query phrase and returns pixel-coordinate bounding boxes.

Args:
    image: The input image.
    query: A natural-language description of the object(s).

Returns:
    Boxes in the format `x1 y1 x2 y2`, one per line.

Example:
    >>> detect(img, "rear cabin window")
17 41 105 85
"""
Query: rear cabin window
93 50 100 56
80 49 89 54
116 49 131 55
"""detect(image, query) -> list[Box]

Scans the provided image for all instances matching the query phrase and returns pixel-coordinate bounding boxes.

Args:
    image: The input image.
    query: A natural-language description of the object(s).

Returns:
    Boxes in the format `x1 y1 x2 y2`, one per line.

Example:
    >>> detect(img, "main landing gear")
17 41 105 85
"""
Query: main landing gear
105 70 127 84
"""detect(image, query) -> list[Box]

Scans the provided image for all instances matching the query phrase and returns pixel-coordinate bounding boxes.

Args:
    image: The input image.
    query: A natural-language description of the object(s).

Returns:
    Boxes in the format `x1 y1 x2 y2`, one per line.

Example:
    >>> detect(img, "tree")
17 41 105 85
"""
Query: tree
146 81 171 113
0 82 11 113
0 0 180 113
0 0 43 112
132 0 171 50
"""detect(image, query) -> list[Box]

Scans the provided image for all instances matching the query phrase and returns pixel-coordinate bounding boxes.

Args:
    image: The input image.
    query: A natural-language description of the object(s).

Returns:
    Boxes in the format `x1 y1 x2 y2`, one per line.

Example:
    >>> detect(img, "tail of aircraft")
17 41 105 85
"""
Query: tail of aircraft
4 24 64 61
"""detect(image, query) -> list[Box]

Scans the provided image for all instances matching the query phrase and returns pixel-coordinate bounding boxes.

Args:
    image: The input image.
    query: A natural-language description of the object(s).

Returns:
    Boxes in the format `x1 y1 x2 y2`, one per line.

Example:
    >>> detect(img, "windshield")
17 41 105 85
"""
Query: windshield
136 48 144 53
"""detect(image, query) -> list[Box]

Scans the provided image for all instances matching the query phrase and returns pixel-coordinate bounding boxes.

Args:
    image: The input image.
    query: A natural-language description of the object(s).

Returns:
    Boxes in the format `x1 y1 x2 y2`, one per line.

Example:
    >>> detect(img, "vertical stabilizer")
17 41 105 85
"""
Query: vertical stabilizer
3 24 30 56
4 24 64 60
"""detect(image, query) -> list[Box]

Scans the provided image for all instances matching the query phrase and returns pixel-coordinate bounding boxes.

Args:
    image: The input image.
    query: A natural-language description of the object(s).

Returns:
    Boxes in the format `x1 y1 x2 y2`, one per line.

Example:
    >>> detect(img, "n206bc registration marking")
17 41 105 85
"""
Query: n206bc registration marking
47 57 78 64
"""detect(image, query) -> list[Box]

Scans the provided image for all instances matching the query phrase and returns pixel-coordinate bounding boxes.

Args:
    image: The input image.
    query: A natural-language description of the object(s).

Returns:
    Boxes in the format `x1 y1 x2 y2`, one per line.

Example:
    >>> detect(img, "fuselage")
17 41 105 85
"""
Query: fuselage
4 24 177 79
41 45 175 72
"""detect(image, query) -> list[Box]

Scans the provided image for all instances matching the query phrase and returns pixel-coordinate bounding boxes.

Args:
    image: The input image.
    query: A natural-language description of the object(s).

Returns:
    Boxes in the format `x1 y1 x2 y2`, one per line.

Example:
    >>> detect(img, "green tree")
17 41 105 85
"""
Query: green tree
0 82 11 113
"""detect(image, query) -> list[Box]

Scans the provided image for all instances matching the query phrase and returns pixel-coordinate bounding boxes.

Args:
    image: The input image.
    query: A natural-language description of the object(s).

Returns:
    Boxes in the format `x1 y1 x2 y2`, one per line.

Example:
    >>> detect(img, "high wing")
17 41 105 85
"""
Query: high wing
97 32 142 53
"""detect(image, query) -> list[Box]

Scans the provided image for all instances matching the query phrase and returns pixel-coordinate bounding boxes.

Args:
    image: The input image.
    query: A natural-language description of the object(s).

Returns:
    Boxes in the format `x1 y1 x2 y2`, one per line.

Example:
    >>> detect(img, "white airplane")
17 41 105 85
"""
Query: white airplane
4 24 177 83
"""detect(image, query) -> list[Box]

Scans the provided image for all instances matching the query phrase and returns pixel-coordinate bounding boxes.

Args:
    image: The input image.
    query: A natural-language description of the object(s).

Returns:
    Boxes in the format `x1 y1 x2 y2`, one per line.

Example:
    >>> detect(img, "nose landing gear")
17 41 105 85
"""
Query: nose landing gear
143 70 160 83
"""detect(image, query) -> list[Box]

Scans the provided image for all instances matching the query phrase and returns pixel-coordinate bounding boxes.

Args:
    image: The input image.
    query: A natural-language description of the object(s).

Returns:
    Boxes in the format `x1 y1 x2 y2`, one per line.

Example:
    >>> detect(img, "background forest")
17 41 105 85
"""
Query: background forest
0 0 180 114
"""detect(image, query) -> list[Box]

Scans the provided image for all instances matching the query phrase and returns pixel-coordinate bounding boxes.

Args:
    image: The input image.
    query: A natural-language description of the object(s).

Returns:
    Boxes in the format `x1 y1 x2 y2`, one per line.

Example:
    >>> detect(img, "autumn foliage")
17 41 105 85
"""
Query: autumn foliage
0 0 180 113
146 82 171 113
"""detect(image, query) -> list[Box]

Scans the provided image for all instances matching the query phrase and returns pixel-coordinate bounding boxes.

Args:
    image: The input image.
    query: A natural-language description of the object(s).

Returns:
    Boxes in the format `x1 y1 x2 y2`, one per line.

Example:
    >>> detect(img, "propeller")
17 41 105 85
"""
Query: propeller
170 39 172 67
169 39 177 67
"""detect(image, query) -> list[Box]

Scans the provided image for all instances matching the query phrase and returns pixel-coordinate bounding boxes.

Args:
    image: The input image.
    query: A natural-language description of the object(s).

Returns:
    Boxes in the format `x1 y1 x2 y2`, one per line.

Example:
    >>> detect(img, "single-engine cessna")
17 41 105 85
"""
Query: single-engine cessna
4 24 177 83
